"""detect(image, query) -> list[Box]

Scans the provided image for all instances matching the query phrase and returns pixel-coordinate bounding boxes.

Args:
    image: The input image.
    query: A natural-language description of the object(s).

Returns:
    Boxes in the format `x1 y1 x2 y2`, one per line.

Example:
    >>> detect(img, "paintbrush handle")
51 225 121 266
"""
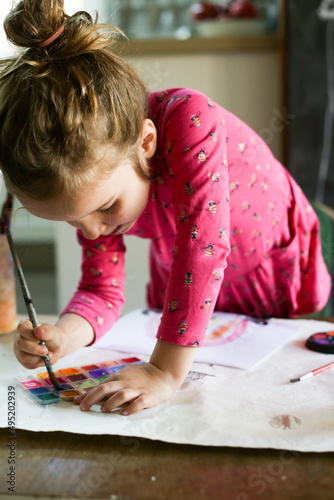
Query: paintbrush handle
4 227 39 325
5 226 46 348
291 361 334 382
312 361 334 375
5 227 52 357
4 219 62 390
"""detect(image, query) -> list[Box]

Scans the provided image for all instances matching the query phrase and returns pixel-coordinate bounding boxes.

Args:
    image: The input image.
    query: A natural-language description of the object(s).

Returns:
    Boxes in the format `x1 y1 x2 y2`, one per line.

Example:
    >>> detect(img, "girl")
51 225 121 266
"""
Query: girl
0 1 331 416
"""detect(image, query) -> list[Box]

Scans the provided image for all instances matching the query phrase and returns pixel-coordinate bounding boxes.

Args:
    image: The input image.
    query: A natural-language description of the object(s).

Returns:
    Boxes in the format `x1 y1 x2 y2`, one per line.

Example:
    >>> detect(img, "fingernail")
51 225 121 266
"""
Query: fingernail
101 406 108 413
122 410 128 416
80 404 87 411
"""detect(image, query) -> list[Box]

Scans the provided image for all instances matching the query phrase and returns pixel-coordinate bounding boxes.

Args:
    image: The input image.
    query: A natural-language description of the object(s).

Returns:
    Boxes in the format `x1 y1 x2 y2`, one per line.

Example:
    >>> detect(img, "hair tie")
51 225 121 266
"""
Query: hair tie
38 25 64 48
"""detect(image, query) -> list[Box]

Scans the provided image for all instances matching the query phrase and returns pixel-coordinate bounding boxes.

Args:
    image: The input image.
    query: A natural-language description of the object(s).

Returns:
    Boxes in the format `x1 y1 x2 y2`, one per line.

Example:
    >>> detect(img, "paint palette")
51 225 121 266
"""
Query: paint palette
306 331 334 354
18 357 144 406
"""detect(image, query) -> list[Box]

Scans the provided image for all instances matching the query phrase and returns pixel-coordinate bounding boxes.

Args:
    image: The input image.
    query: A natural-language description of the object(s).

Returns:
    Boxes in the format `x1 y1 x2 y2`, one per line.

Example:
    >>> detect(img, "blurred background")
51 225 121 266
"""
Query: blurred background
1 1 332 319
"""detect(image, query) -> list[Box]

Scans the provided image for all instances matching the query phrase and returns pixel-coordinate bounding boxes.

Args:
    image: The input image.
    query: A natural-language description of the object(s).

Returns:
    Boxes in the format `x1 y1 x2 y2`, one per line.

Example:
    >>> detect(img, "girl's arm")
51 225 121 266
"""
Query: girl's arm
15 231 127 370
55 313 95 355
150 340 197 390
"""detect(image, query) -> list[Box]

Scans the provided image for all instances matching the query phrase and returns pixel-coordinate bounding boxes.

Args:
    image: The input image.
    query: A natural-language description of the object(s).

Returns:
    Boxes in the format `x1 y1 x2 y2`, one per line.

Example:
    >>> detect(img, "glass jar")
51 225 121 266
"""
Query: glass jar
0 233 17 335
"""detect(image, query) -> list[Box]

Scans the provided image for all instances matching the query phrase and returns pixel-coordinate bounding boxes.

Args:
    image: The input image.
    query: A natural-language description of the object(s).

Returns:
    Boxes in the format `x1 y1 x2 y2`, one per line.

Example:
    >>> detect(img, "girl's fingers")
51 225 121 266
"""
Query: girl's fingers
75 381 129 411
100 388 139 413
14 321 50 369
13 343 47 369
16 320 48 357
15 334 48 357
16 320 35 340
121 395 149 416
73 384 151 415
73 393 86 405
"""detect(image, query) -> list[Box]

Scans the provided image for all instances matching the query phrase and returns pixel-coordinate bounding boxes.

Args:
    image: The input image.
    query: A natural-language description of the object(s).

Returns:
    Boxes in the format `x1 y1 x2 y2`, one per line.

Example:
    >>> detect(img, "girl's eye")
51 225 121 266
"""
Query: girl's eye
98 204 115 214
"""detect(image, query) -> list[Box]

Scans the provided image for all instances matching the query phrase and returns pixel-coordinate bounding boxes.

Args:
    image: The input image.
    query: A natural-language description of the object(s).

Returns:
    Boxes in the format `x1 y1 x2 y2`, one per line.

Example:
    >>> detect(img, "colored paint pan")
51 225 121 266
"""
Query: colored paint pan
44 376 68 386
36 393 60 404
76 379 97 388
67 373 87 382
29 387 51 395
102 360 121 367
122 357 142 363
20 379 44 389
89 368 110 379
18 356 144 406
59 390 82 402
59 368 81 376
108 364 126 373
81 364 99 371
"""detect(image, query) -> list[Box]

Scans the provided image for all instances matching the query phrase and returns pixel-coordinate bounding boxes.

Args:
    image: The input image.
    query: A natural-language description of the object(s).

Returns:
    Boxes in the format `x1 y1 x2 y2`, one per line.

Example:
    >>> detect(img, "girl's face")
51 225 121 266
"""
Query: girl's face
19 158 151 240
18 120 156 240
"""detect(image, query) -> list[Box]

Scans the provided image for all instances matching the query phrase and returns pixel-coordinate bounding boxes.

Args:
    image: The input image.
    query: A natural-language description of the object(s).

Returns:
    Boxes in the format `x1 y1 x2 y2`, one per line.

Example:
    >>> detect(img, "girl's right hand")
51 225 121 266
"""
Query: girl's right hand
14 320 67 369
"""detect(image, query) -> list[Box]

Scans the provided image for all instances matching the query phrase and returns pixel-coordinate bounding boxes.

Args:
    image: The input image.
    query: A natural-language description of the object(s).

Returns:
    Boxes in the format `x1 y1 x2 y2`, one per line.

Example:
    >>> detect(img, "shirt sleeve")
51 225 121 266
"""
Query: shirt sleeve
156 91 231 346
61 230 126 343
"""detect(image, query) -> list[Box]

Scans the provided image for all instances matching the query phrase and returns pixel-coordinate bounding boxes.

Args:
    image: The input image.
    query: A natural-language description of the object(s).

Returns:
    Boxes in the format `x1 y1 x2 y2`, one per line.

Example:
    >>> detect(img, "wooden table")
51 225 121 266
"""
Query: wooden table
1 428 334 500
1 317 334 499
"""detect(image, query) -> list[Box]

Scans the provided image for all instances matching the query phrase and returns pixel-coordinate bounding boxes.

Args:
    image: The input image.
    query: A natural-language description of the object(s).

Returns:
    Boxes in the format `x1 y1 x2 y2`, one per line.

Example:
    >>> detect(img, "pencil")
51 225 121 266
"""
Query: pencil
290 361 334 383
2 195 62 390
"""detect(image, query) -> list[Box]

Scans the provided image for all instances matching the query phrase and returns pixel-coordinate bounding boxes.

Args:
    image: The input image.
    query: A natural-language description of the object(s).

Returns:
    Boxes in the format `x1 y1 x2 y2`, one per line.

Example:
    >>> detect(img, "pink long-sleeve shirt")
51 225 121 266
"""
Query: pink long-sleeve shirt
62 88 331 346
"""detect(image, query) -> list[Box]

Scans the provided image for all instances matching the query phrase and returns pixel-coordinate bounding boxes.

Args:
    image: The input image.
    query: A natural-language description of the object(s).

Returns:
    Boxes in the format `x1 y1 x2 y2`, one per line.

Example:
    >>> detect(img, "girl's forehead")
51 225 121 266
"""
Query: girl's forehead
17 195 81 221
18 186 107 221
18 163 128 221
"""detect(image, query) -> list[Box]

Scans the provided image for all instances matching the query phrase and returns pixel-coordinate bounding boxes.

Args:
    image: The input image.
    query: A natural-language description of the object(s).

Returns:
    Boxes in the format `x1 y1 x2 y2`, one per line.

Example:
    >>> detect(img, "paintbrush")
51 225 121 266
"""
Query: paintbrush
1 194 62 390
290 361 334 383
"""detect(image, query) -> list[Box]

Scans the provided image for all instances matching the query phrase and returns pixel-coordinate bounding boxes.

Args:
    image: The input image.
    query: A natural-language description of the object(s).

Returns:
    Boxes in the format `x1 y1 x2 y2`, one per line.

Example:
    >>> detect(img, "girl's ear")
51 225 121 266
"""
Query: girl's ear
140 119 157 159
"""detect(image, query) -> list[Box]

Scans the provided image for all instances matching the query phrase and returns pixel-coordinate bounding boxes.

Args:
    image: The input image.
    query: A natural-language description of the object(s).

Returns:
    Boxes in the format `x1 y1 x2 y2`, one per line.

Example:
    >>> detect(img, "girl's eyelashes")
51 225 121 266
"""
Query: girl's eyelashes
98 203 116 214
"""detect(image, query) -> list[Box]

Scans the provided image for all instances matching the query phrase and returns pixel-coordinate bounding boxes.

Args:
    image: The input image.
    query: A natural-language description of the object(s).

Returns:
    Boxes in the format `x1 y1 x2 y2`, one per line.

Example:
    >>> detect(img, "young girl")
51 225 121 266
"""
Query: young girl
1 1 331 416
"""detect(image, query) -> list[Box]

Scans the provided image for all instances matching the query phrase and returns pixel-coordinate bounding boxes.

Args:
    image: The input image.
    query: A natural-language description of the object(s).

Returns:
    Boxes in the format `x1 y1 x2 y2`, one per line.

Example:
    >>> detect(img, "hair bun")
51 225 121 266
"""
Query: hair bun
4 0 65 49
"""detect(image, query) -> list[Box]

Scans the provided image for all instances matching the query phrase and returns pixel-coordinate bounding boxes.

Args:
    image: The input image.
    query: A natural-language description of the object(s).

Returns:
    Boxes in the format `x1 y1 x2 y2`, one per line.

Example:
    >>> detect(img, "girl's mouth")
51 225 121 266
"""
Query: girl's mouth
110 224 124 235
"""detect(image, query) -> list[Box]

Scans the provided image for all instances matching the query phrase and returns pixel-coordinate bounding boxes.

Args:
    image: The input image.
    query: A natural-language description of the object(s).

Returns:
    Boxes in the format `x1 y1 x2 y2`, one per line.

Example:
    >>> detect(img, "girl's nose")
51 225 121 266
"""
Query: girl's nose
77 215 107 240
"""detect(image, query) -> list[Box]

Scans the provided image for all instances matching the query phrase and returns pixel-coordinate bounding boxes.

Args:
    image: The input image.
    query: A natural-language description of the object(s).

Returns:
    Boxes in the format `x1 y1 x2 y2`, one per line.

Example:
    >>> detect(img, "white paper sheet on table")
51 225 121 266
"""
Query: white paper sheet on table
94 309 300 370
1 314 334 452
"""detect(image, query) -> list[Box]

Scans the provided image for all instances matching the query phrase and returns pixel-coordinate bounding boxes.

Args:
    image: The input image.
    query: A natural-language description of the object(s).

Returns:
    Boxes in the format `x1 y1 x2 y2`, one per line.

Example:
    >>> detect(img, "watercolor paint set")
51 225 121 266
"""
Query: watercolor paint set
18 356 144 406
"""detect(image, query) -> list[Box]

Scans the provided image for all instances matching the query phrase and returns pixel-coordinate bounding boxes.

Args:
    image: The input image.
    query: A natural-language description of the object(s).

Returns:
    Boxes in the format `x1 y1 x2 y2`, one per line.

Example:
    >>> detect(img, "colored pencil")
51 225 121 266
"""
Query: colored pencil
290 361 334 383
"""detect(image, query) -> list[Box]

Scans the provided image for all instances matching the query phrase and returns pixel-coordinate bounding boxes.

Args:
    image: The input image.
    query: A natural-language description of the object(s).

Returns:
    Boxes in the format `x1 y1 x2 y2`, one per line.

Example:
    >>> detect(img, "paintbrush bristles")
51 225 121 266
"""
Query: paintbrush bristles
0 193 13 233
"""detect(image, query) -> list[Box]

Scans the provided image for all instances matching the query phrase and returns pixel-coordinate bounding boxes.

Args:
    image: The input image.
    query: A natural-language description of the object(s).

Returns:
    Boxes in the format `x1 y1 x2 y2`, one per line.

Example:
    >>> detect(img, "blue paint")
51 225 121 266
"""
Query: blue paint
89 368 110 379
29 387 51 395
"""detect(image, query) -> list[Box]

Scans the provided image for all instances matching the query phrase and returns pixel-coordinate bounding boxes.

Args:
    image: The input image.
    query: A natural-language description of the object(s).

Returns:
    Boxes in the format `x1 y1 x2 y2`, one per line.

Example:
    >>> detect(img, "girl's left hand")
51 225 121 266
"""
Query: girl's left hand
73 362 175 415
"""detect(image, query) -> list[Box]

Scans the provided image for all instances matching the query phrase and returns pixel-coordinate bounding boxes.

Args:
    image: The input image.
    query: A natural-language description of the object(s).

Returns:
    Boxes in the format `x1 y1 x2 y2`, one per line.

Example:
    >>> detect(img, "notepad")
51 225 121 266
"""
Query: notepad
95 309 300 370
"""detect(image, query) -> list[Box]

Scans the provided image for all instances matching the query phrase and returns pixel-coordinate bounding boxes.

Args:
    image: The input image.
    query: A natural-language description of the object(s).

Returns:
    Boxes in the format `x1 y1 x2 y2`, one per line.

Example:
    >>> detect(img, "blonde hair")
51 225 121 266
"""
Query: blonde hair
0 0 149 201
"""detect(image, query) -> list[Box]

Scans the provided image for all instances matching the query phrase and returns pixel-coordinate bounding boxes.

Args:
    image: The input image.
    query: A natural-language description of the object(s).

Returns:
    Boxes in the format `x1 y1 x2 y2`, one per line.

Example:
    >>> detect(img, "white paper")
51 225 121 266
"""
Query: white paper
94 309 300 370
1 315 334 452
